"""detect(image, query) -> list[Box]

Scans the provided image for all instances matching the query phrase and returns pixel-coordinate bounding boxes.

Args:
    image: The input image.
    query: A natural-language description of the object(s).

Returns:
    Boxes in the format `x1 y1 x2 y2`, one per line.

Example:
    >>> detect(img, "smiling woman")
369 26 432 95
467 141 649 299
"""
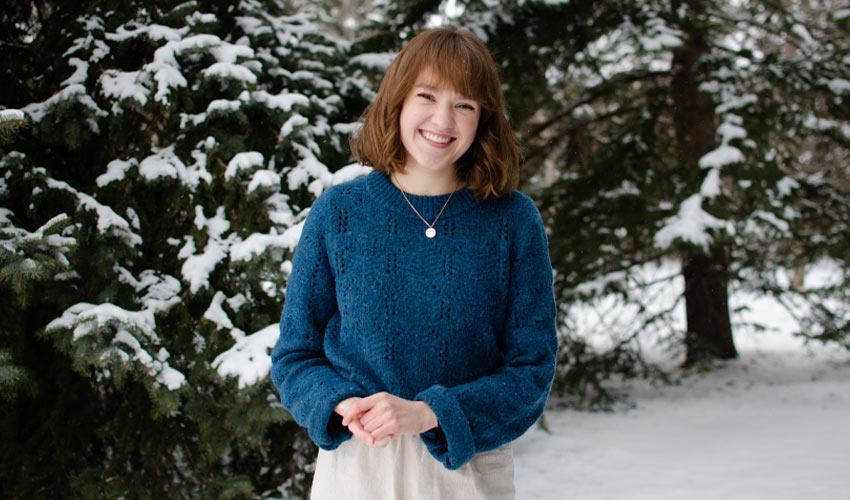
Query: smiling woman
350 27 519 200
270 27 557 500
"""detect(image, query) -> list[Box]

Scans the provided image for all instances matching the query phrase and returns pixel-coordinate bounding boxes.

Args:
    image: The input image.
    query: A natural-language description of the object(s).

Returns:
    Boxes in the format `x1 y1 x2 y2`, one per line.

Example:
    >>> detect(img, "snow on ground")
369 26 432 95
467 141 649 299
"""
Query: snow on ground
514 283 850 499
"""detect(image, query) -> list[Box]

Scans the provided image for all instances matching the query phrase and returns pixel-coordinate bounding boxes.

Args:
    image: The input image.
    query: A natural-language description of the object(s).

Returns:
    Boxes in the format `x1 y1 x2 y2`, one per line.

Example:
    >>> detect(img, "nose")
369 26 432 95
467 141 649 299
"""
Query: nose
431 102 453 130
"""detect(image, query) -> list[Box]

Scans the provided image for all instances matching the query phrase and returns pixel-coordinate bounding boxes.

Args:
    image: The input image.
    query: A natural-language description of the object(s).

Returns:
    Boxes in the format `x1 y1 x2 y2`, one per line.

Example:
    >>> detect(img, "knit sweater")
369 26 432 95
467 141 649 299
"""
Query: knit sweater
270 171 557 470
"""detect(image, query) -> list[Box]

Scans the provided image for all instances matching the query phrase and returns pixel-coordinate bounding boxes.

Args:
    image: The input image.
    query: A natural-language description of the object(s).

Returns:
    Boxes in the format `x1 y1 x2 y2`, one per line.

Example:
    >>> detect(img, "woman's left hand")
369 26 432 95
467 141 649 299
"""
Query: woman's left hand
342 392 438 443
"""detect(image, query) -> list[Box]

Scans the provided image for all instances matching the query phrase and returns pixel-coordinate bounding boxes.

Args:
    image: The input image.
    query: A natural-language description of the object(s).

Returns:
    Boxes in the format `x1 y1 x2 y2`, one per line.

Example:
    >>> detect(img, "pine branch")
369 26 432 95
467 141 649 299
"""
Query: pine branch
0 213 75 308
0 349 35 401
522 104 643 166
0 109 28 144
518 70 669 146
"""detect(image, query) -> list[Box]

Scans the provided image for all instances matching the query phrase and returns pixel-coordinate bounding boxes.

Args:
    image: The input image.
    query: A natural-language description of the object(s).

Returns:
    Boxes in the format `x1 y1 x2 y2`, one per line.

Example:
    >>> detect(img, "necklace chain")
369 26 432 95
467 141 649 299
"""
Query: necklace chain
395 176 455 238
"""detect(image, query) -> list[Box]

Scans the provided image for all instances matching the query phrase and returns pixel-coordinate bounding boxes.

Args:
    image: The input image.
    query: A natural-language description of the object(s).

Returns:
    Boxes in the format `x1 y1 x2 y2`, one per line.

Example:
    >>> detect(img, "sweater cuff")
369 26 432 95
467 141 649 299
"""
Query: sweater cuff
415 385 475 470
308 384 365 451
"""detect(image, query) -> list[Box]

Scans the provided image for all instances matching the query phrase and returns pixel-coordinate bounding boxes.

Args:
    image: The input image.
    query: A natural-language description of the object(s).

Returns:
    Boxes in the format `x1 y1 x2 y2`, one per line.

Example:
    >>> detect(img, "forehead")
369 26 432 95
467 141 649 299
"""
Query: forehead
411 67 476 100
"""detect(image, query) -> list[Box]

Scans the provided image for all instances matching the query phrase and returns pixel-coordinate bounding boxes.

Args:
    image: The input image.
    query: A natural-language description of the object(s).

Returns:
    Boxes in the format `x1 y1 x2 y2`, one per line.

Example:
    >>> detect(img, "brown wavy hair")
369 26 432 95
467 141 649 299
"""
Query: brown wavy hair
350 27 519 200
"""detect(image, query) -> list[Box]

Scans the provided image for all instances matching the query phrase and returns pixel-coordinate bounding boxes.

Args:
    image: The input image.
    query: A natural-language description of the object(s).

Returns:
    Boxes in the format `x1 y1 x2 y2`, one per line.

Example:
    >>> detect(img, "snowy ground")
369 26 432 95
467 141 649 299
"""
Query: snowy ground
514 285 850 499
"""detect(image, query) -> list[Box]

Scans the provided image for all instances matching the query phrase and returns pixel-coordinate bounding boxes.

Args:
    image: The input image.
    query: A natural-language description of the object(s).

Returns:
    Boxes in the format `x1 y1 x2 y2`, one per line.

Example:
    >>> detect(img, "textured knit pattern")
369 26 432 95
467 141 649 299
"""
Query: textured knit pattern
271 172 557 470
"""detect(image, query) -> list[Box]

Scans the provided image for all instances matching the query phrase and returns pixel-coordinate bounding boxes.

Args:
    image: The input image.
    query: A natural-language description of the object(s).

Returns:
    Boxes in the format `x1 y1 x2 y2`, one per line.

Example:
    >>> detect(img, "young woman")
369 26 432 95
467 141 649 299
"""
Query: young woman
271 27 557 499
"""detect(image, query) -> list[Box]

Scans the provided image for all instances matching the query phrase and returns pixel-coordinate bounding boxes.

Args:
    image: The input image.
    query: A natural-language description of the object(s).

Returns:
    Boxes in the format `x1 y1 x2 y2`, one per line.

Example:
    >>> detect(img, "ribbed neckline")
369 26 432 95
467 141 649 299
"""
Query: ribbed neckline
366 172 478 220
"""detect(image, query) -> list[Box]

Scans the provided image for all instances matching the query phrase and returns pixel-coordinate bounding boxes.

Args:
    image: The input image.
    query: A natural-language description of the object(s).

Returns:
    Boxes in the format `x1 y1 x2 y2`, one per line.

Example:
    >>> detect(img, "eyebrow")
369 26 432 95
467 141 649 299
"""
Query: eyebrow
413 83 476 101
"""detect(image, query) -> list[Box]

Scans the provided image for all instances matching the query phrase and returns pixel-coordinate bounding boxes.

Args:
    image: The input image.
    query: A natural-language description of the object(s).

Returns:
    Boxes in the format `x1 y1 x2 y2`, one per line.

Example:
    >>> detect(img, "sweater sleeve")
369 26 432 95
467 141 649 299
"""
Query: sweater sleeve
415 195 558 470
270 192 366 450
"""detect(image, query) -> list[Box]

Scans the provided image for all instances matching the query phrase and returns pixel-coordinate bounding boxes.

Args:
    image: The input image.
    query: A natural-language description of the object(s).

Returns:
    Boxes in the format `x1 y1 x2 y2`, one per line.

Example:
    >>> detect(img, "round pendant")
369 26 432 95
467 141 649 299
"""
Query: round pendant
425 227 436 238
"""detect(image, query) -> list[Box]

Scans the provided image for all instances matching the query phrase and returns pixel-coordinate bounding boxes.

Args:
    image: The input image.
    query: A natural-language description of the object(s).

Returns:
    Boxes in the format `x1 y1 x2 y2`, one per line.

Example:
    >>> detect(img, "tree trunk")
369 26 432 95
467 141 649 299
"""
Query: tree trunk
671 0 737 364
682 244 737 364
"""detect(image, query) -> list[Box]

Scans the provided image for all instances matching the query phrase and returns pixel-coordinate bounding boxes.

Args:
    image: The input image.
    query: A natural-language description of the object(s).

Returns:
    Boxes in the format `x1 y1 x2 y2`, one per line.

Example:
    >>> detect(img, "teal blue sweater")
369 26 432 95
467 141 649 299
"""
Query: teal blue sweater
271 172 557 470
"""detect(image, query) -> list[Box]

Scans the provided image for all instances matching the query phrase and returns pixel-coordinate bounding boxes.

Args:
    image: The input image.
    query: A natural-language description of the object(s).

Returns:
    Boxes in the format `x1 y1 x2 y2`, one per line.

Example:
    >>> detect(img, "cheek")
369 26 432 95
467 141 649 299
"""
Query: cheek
399 106 423 134
398 106 411 131
461 116 480 142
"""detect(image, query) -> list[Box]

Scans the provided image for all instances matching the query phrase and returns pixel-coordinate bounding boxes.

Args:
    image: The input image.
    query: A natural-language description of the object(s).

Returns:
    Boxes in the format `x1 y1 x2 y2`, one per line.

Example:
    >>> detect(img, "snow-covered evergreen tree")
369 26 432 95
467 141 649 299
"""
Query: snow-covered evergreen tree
1 0 371 497
368 0 850 400
525 0 850 364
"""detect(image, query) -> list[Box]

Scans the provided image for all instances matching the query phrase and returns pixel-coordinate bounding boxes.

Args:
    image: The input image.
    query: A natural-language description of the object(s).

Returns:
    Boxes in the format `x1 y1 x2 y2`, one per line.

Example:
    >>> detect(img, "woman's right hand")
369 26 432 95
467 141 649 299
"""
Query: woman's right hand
335 397 393 448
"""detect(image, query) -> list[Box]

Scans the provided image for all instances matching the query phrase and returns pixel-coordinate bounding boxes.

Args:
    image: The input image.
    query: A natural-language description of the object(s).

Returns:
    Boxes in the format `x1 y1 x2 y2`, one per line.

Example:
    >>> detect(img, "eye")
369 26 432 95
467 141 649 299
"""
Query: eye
417 93 435 101
457 103 476 111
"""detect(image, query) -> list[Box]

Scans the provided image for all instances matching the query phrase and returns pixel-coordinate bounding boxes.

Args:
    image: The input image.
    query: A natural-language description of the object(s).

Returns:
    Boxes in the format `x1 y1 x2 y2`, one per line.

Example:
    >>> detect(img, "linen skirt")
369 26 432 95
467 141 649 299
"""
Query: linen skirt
310 434 514 500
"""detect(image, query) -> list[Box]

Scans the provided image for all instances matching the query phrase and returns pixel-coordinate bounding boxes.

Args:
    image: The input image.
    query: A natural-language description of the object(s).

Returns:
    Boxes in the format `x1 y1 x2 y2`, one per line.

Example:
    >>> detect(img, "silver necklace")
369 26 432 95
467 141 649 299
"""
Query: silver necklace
395 177 455 239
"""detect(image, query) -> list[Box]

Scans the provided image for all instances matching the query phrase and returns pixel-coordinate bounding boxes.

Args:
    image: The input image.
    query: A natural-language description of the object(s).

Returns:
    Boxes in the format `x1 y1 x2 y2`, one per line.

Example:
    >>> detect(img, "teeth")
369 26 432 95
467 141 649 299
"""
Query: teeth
422 131 451 144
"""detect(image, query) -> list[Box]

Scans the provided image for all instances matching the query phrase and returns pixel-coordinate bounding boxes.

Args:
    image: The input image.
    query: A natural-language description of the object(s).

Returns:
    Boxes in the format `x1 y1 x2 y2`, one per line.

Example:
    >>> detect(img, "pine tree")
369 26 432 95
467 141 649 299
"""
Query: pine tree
364 0 850 400
1 0 371 497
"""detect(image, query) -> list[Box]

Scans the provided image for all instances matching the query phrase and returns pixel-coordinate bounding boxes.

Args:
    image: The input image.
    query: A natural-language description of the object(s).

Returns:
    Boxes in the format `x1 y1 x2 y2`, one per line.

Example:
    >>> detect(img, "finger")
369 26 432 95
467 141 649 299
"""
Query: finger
351 400 389 429
357 392 392 413
372 434 394 448
340 404 371 427
363 410 398 435
342 411 359 427
370 423 397 440
347 420 374 446
359 394 396 427
344 394 383 424
341 410 361 427
335 396 361 416
359 406 389 430
348 419 367 439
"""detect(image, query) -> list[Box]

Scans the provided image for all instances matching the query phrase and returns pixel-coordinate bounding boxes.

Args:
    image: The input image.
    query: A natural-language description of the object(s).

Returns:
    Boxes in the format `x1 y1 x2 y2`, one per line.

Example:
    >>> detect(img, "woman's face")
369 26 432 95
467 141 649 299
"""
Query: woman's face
398 68 481 176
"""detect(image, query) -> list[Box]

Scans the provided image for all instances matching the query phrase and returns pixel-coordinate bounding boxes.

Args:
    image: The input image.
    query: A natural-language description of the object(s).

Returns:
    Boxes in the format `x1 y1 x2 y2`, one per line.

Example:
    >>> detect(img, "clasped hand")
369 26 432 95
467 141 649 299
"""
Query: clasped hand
334 393 438 448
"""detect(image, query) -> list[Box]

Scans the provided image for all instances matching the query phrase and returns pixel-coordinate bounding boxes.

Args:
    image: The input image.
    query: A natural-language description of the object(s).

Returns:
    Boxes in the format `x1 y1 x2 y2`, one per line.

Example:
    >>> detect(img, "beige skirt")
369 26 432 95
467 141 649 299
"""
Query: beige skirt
310 435 514 500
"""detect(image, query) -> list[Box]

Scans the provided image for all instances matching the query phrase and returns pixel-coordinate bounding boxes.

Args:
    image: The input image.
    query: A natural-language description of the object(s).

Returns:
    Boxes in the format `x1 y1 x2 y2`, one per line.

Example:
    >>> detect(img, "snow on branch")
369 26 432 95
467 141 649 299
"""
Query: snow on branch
203 291 236 331
1 212 74 256
143 34 258 105
240 90 310 112
44 269 183 390
639 16 684 51
23 84 107 125
105 22 187 43
96 158 138 187
138 145 211 189
203 290 282 389
349 52 397 71
0 213 75 306
247 170 281 193
45 301 186 390
222 151 283 193
44 178 142 247
113 268 182 313
179 206 234 293
654 194 733 250
698 144 743 170
803 115 850 141
178 89 312 130
213 323 279 389
230 225 302 262
61 57 89 87
332 162 372 185
202 62 257 84
0 109 25 123
225 151 264 180
698 114 747 171
821 78 850 96
0 109 27 144
99 70 149 106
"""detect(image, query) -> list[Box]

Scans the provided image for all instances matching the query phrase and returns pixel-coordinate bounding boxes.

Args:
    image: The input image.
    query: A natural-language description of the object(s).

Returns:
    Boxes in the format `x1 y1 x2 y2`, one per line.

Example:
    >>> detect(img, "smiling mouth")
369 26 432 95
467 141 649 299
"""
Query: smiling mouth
420 130 455 145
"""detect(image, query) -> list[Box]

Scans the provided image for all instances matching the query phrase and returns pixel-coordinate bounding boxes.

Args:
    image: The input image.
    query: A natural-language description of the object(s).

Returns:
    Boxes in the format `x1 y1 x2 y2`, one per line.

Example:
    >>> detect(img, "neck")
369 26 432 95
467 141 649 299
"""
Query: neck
392 167 460 196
